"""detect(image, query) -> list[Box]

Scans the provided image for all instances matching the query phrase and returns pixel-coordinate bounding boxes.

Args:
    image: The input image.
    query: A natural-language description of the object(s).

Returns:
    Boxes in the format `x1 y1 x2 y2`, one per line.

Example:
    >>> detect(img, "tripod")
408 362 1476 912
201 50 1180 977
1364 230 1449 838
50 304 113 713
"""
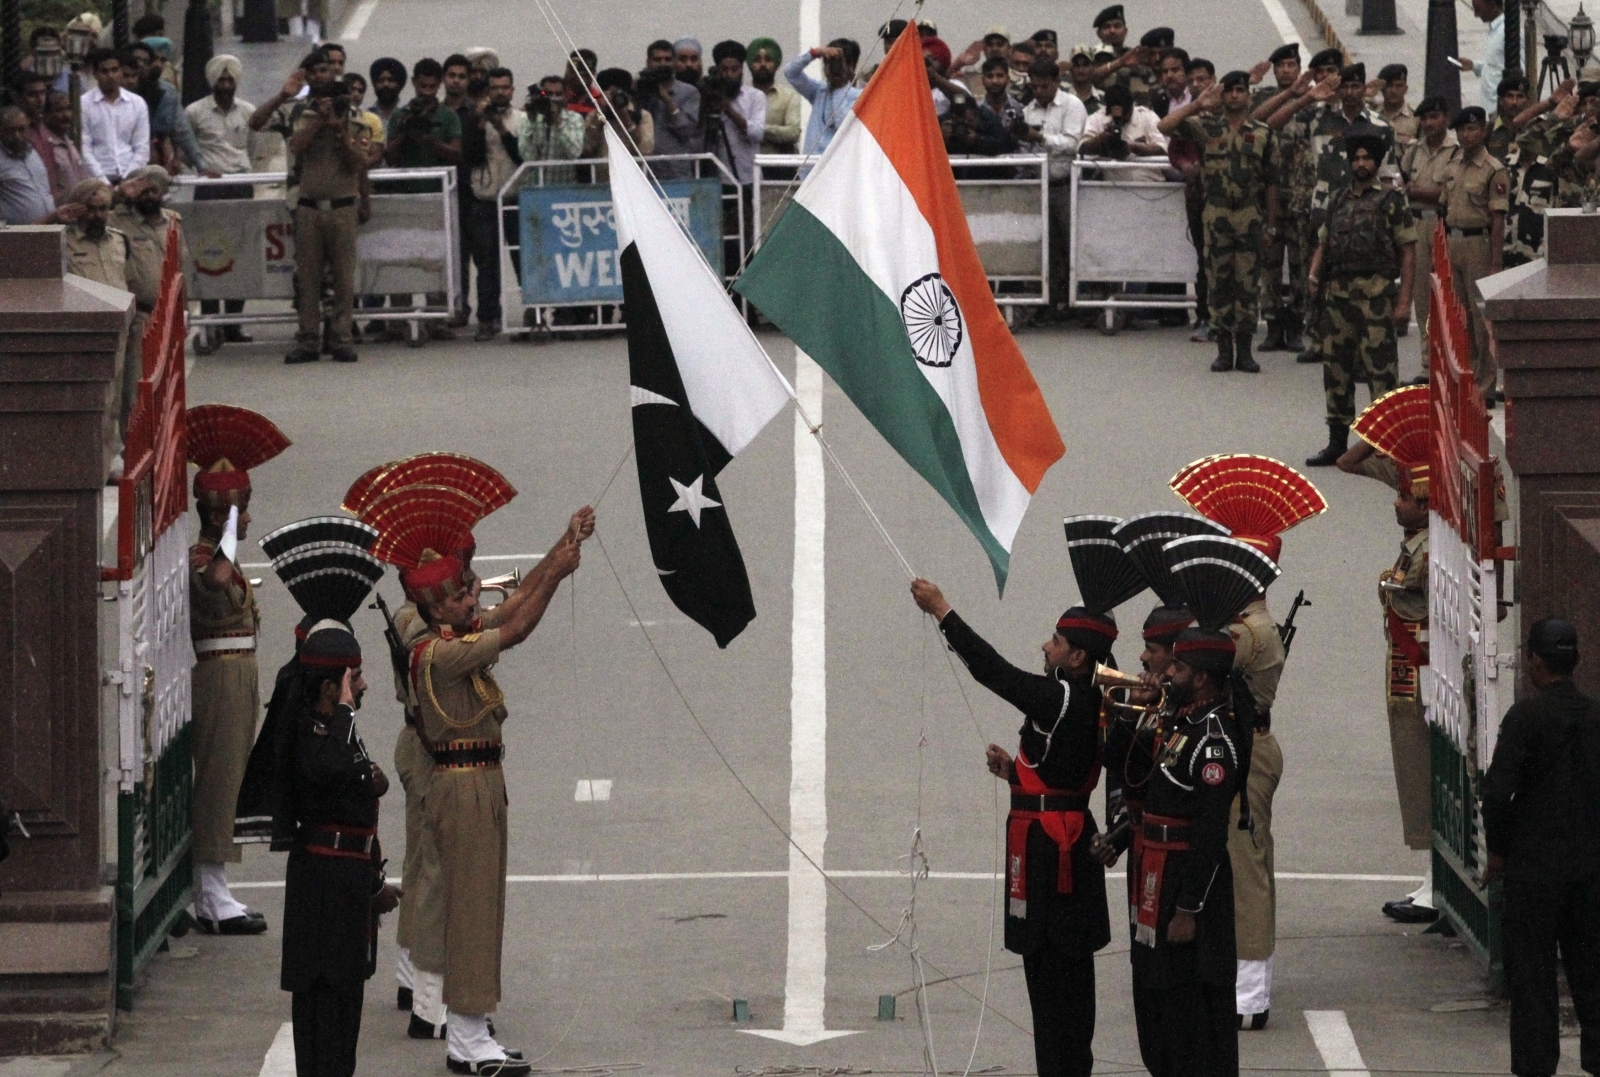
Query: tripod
1538 33 1572 99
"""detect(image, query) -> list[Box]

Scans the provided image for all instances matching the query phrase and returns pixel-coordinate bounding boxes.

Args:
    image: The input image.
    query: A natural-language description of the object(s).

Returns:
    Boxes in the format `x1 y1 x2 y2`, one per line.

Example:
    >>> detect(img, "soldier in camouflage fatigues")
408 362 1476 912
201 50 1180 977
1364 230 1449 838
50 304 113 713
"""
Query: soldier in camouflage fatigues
1162 71 1279 374
1305 125 1417 467
1485 75 1529 164
1502 83 1600 267
1253 43 1305 352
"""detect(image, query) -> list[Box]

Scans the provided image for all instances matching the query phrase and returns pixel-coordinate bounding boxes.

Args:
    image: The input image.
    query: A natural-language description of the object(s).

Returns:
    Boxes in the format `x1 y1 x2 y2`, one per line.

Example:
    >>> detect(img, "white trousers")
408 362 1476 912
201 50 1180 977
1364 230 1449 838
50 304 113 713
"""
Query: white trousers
1409 867 1435 909
1236 956 1273 1015
446 1011 505 1063
397 946 415 990
194 862 250 921
412 967 449 1028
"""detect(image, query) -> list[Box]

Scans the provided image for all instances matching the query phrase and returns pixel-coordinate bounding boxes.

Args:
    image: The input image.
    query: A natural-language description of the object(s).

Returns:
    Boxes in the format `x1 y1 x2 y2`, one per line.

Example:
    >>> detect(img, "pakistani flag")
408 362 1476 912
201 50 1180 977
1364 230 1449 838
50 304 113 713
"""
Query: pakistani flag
735 25 1064 592
608 127 791 646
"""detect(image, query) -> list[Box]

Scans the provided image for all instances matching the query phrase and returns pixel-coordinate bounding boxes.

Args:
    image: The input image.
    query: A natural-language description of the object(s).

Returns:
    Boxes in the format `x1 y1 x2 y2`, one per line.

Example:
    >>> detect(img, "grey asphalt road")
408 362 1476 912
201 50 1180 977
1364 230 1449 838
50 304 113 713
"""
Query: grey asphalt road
69 313 1548 1077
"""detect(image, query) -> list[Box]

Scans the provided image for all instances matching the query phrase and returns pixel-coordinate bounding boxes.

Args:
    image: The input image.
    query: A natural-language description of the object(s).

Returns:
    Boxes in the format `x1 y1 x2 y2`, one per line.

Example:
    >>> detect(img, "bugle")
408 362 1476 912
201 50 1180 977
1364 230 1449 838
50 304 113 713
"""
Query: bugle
1093 663 1164 718
478 568 521 602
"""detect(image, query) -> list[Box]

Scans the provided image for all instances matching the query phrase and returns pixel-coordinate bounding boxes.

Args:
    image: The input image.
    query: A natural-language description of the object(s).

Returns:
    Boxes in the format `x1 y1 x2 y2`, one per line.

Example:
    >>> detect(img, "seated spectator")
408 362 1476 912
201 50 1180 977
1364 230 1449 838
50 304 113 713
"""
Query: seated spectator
0 104 58 225
520 74 586 184
748 38 801 154
1067 45 1105 115
1082 83 1169 180
641 39 701 179
81 47 151 184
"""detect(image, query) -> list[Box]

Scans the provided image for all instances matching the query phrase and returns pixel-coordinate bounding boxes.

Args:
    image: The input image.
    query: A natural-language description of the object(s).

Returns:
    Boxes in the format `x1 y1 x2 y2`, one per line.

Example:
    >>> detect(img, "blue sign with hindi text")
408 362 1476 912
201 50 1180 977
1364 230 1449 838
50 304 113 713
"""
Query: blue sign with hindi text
518 180 725 305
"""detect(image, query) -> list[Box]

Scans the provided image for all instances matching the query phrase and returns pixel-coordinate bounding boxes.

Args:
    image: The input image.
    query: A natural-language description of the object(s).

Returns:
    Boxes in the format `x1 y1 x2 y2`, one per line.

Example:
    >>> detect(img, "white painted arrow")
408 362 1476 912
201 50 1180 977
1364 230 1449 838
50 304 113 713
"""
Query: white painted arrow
740 355 856 1047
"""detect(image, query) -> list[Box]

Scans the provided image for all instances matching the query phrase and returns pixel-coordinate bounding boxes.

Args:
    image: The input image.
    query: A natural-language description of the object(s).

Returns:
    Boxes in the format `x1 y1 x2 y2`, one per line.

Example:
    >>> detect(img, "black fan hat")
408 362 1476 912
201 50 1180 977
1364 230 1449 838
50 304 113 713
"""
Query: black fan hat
1111 511 1230 606
258 516 379 560
1162 535 1280 633
272 546 385 626
1062 515 1148 614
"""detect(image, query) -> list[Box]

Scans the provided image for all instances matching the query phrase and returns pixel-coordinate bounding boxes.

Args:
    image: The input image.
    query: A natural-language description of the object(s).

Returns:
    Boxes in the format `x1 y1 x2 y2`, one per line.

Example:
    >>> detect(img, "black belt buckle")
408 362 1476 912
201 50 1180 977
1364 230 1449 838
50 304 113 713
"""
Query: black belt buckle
1145 822 1190 843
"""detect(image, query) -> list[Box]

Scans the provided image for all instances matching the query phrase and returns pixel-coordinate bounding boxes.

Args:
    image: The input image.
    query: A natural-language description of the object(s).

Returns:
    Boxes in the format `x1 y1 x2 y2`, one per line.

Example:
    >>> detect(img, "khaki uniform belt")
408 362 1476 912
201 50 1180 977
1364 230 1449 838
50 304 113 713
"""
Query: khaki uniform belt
194 634 256 657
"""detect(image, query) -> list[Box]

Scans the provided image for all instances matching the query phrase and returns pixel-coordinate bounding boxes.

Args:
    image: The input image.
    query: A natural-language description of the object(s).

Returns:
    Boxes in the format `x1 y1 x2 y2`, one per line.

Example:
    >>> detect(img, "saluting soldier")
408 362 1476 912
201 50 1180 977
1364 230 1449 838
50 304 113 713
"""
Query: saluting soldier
372 487 592 1076
276 624 401 1077
186 405 291 934
1252 43 1303 353
1305 124 1417 467
1501 81 1599 268
1438 106 1510 406
1159 72 1279 374
1485 75 1530 163
909 568 1115 1077
1398 96 1460 360
111 166 181 420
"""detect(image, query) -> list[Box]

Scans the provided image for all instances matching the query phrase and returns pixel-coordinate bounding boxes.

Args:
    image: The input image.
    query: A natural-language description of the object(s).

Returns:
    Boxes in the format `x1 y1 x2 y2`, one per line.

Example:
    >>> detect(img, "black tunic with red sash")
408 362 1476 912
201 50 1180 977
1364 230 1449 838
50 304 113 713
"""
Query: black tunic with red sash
940 611 1111 958
1128 697 1240 987
280 700 385 992
1103 702 1169 938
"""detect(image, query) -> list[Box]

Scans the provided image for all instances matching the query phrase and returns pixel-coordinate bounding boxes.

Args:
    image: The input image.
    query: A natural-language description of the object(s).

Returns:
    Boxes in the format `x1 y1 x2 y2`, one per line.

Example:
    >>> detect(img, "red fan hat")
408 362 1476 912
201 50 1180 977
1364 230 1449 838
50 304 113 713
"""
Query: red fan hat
1169 453 1327 566
186 405 291 507
360 485 486 605
1352 386 1431 498
344 453 515 570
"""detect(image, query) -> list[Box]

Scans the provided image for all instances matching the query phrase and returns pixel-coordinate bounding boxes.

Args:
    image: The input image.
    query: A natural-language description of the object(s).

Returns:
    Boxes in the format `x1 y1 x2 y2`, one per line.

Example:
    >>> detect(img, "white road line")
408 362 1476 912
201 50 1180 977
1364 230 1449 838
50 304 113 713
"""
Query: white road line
238 552 543 571
230 870 1422 889
339 0 381 40
257 1021 295 1077
1257 0 1305 47
1306 1010 1370 1077
574 779 612 801
744 350 853 1047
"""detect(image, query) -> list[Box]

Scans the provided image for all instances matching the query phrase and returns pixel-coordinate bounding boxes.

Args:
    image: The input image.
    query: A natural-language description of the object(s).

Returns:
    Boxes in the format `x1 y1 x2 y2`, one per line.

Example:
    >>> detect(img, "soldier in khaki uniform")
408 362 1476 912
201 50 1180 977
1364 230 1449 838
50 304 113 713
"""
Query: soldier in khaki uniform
186 405 291 934
285 78 370 365
111 166 181 433
1160 71 1279 374
1439 106 1510 404
59 179 133 467
1305 125 1417 467
1373 64 1420 148
372 489 593 1074
1399 97 1459 359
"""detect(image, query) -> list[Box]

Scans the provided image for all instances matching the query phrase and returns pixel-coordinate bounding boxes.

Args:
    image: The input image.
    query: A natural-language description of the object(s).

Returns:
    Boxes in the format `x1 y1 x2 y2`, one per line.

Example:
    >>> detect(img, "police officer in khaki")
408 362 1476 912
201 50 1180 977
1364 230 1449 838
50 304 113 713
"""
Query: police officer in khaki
111 166 182 427
285 76 370 365
1399 96 1459 359
59 178 132 465
1438 105 1510 405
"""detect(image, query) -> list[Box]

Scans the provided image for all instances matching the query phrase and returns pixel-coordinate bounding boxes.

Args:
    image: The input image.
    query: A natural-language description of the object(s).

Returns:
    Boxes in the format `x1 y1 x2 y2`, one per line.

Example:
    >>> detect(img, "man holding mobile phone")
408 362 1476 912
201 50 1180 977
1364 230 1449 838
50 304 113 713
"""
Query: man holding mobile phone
1455 0 1506 112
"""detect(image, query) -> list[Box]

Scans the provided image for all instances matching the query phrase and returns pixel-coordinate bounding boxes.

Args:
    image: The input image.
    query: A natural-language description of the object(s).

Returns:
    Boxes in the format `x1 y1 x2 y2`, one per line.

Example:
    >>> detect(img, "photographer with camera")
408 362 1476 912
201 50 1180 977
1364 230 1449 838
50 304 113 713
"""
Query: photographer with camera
251 49 338 194
383 58 462 340
640 40 702 179
285 77 371 365
582 68 654 162
461 67 527 340
519 75 586 185
940 91 1016 168
704 42 767 185
1082 82 1168 175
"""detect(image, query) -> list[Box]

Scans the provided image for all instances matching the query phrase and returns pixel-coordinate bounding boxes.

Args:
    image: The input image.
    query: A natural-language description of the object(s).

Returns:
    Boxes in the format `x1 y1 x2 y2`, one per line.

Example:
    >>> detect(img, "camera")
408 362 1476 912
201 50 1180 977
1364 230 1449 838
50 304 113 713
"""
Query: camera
635 66 673 98
310 80 351 118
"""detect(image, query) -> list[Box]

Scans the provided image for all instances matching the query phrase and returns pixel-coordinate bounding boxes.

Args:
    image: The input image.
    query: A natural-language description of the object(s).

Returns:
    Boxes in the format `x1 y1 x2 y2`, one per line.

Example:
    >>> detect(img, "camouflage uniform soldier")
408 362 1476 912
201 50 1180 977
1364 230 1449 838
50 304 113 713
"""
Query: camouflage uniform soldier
1484 75 1530 164
1502 82 1599 267
1439 106 1510 404
1253 43 1304 352
1305 124 1417 467
1160 71 1279 374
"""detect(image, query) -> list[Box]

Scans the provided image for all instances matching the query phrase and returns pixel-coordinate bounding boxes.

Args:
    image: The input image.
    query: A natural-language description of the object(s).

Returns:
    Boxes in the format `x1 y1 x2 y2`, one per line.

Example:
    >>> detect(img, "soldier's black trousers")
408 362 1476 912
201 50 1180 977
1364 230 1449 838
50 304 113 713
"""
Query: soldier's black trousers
1504 875 1600 1076
1021 942 1097 1077
1131 961 1238 1077
291 978 364 1077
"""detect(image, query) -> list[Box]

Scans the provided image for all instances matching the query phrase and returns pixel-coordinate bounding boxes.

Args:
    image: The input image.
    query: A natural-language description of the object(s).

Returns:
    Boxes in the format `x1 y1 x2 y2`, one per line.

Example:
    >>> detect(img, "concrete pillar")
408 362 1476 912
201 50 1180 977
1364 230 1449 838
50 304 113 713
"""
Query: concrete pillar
0 227 133 1053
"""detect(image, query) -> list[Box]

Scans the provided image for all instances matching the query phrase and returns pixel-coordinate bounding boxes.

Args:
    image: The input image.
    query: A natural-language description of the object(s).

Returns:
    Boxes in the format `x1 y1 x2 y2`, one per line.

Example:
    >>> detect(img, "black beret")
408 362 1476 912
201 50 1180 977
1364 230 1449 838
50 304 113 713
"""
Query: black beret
1341 63 1366 84
1032 28 1059 44
1309 48 1345 70
1269 43 1300 64
1452 105 1488 128
1094 5 1125 27
1378 62 1407 82
1140 27 1175 49
1221 69 1251 91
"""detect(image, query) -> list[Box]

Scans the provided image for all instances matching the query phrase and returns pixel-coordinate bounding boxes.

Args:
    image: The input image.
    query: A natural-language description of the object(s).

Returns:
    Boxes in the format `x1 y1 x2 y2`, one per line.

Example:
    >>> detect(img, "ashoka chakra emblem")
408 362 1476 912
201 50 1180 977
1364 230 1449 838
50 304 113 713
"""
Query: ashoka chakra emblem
900 273 963 368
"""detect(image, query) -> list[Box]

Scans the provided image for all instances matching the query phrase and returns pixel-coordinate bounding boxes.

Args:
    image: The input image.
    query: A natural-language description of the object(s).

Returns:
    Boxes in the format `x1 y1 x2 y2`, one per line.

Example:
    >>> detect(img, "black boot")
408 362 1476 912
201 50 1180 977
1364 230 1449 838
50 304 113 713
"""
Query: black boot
1210 332 1235 372
1305 422 1350 467
1235 330 1260 372
1296 338 1322 364
1283 313 1304 352
1258 319 1286 352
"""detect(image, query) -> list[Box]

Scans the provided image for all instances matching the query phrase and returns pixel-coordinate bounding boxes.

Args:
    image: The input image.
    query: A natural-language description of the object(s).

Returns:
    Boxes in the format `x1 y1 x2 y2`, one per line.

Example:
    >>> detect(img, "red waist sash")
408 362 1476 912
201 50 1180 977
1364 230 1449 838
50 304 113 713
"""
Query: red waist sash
1006 750 1098 920
1134 812 1192 948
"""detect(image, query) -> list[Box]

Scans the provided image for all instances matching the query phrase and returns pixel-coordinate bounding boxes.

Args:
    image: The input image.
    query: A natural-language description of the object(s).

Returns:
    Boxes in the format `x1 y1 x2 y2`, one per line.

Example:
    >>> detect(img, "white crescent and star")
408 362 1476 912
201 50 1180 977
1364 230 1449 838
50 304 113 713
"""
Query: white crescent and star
667 474 721 528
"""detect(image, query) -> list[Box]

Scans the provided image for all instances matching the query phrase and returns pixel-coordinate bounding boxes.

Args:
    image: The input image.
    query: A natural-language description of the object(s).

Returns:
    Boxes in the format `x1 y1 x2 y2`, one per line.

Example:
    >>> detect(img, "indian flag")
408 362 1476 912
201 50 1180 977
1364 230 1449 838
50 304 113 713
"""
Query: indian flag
735 24 1064 592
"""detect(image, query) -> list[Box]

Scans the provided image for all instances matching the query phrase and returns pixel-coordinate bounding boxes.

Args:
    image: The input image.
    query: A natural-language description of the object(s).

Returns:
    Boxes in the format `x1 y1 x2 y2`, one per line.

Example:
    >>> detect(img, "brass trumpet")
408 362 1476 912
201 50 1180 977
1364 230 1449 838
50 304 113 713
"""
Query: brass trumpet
1093 663 1165 719
477 568 522 603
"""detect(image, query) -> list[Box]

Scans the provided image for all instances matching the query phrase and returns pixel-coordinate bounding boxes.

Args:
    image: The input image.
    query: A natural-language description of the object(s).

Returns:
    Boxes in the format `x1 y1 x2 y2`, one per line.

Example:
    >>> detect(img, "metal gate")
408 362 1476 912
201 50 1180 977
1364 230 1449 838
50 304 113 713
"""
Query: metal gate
105 223 193 1008
1425 221 1515 986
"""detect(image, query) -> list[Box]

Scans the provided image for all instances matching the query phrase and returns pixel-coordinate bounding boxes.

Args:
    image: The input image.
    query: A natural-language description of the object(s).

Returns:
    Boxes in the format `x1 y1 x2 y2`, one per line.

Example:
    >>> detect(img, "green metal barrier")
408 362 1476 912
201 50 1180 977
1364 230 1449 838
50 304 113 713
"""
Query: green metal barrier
1431 726 1503 990
116 722 194 1010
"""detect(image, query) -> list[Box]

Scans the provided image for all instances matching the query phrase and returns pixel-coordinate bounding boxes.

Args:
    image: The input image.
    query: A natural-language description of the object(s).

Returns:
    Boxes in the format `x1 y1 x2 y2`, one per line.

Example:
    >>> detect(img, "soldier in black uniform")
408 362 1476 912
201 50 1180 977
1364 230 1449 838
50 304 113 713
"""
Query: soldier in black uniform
1127 534 1279 1077
909 579 1113 1077
1482 618 1600 1077
276 624 401 1077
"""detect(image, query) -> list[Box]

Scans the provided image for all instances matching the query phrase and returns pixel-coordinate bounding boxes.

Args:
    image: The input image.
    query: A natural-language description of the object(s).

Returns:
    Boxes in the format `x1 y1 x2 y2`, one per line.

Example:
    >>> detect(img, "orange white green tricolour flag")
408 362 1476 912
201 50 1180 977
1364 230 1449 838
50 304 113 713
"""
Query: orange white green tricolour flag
734 22 1064 592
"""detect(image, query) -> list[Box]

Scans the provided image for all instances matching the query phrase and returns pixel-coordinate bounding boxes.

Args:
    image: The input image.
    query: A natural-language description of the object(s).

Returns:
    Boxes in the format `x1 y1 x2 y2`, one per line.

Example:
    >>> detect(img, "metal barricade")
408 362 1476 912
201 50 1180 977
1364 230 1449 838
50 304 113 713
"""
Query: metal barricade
752 153 1050 318
173 168 460 348
494 154 743 337
102 223 193 1009
1425 220 1515 988
1069 157 1195 331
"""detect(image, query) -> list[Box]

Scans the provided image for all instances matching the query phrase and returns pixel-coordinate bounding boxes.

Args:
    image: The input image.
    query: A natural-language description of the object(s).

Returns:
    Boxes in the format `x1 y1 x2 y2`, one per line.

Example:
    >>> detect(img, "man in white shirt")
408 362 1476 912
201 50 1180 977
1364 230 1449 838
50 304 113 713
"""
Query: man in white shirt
80 48 150 184
1020 57 1088 310
186 54 259 343
1081 82 1168 180
1458 0 1506 113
